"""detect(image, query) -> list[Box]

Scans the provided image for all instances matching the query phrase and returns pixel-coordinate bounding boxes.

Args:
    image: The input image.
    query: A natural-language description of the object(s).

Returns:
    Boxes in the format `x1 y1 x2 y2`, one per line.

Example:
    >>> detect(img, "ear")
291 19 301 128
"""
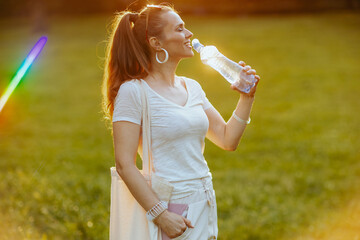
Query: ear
148 36 162 51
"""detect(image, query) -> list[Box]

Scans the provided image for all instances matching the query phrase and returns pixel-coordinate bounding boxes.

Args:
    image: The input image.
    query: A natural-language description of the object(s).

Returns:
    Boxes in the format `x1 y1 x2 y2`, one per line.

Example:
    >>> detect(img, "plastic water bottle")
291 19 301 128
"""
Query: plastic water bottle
192 39 257 93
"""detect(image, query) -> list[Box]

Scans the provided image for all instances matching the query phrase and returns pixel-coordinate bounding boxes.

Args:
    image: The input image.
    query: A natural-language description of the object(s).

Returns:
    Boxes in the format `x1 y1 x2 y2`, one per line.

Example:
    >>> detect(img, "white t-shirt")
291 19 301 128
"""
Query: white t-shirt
112 76 213 182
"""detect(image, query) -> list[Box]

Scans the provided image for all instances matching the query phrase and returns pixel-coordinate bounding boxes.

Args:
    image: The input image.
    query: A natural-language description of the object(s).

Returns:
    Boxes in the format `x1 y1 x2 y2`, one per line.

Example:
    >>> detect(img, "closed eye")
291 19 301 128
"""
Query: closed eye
175 22 185 31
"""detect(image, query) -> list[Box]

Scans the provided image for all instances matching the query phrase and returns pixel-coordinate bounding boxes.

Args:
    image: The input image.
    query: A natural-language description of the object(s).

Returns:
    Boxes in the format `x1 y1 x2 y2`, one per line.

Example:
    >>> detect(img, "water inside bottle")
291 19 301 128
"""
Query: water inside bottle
204 57 253 92
193 38 255 93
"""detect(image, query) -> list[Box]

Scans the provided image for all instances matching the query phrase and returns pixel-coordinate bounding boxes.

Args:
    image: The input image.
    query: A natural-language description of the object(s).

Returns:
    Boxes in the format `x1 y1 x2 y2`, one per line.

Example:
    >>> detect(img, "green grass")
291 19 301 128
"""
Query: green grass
0 11 359 240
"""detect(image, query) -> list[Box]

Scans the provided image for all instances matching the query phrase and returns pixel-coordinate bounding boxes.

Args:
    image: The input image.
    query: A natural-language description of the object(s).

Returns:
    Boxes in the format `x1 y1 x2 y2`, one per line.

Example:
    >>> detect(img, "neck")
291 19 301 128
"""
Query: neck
146 57 180 87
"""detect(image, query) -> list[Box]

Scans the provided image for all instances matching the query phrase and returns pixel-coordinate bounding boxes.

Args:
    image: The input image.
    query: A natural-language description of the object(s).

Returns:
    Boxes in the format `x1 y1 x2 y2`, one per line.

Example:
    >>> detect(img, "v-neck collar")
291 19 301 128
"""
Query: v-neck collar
140 77 190 108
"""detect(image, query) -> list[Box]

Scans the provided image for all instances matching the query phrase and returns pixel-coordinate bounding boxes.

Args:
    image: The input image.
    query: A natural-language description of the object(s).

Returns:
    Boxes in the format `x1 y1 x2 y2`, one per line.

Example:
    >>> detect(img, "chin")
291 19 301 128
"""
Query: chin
177 50 194 60
184 50 195 58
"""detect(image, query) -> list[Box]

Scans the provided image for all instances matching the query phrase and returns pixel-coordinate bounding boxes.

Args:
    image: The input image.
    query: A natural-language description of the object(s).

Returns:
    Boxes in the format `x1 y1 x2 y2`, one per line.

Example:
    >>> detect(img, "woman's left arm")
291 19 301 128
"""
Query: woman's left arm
205 61 260 151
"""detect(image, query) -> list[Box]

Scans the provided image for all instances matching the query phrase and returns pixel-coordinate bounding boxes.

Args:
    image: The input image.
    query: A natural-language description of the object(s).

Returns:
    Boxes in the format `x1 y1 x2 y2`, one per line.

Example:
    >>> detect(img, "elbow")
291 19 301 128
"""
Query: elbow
115 162 124 178
227 146 238 152
224 144 238 151
115 159 132 178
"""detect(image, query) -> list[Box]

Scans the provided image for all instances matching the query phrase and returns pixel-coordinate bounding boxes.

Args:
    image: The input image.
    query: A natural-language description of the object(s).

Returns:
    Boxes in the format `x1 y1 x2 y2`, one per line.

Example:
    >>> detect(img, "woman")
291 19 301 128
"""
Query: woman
102 3 260 239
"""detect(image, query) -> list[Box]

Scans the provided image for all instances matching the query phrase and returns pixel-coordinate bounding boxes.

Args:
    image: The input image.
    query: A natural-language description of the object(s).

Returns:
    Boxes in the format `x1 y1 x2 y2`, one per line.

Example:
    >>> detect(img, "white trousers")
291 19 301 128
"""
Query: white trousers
163 175 218 240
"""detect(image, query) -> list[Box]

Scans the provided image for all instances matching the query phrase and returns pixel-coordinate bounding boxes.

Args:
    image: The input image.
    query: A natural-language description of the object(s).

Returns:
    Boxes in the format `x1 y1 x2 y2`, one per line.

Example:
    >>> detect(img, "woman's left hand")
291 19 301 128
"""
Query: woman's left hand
231 61 260 98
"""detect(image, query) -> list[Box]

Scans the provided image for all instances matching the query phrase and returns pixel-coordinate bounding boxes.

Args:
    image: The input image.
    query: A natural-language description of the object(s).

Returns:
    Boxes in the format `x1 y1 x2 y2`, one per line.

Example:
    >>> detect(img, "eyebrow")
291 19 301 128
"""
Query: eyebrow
175 22 185 28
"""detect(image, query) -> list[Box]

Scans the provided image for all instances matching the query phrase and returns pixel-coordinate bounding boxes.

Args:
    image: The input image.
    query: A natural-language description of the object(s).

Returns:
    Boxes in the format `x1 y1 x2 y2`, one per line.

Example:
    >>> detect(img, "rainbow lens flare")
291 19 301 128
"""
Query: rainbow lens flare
0 36 47 113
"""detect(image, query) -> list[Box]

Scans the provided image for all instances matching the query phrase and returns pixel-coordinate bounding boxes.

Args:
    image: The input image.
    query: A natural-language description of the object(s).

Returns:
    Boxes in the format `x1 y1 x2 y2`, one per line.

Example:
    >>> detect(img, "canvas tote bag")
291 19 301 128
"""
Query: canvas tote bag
109 80 173 240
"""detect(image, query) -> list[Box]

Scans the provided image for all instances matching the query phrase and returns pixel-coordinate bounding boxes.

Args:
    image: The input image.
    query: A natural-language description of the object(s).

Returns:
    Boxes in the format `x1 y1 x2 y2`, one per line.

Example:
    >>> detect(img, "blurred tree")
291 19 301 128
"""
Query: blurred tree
0 0 27 18
29 0 48 33
0 0 358 17
347 0 360 9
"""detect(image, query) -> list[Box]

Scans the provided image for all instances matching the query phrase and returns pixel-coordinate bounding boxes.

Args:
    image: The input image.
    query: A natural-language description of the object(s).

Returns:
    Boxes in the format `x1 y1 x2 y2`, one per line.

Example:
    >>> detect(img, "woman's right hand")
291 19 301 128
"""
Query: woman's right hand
154 210 194 238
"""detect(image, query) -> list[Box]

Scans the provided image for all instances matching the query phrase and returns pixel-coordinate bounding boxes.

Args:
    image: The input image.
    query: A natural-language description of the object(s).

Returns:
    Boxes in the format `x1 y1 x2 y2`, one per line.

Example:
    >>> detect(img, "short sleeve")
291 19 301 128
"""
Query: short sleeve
182 76 213 111
112 81 142 124
200 88 213 110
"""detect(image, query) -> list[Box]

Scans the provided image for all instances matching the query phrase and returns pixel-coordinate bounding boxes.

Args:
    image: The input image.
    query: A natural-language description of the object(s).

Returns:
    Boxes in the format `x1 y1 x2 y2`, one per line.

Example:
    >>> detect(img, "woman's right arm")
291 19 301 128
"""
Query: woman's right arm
113 121 194 238
113 120 160 210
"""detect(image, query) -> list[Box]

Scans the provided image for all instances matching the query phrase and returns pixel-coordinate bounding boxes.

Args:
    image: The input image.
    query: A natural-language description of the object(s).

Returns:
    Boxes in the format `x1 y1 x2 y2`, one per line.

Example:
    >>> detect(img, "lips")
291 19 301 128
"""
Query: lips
184 41 191 48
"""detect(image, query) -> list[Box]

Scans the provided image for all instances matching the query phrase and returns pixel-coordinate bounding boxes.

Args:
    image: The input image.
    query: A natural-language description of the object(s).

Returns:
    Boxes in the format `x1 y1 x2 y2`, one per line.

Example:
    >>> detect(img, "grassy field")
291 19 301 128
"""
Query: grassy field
0 11 359 240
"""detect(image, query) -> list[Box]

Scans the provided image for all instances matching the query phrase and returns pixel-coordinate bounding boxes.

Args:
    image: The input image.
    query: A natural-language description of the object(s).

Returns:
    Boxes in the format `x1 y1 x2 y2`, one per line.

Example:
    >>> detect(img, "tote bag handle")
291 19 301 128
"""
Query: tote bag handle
138 79 154 180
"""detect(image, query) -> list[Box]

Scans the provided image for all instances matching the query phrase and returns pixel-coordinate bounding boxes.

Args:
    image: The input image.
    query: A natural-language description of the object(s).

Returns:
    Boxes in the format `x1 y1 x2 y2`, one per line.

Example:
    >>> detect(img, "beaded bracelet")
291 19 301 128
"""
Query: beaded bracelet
232 111 251 125
146 201 168 221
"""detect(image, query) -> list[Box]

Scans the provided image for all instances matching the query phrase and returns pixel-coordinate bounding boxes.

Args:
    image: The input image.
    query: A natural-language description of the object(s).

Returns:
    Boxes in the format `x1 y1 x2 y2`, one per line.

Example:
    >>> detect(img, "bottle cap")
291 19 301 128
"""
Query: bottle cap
192 39 204 53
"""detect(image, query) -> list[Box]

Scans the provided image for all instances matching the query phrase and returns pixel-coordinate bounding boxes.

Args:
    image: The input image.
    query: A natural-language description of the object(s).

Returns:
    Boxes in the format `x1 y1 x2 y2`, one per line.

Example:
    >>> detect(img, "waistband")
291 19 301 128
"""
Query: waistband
169 173 215 207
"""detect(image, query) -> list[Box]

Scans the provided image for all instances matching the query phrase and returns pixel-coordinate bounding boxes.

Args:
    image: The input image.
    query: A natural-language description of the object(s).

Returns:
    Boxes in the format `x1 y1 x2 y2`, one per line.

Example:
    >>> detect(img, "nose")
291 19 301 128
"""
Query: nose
186 29 193 39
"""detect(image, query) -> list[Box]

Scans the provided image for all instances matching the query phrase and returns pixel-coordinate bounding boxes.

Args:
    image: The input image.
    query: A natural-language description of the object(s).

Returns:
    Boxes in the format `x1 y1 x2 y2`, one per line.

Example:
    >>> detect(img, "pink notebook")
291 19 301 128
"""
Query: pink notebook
161 203 189 240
